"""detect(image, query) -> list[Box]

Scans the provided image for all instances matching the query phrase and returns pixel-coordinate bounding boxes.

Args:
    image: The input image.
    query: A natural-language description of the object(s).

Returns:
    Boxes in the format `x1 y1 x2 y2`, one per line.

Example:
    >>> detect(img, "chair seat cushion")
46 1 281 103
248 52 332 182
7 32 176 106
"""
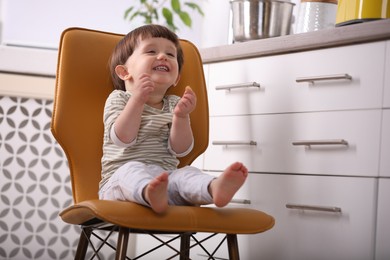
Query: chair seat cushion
60 200 275 234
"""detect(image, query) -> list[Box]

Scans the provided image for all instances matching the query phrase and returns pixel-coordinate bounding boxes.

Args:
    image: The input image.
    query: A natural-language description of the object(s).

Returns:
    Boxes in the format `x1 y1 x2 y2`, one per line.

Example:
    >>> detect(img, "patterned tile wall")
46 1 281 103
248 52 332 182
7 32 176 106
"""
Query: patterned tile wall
0 96 115 259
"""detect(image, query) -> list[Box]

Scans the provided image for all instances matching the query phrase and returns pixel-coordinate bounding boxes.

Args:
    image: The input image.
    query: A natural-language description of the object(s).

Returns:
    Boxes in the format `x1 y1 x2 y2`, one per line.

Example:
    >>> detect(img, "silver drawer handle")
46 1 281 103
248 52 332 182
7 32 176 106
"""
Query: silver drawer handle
230 199 251 204
292 139 348 146
296 73 352 84
286 203 342 213
212 140 257 146
215 82 260 91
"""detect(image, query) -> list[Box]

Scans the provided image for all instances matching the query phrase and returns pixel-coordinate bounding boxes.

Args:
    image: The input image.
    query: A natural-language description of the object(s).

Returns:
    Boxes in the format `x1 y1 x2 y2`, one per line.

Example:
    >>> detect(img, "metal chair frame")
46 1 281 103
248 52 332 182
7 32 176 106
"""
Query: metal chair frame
75 221 239 260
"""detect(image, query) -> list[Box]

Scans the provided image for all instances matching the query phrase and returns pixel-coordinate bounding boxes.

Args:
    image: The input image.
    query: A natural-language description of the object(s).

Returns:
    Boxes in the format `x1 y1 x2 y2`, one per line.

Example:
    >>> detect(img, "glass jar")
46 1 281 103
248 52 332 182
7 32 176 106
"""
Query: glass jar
295 0 338 33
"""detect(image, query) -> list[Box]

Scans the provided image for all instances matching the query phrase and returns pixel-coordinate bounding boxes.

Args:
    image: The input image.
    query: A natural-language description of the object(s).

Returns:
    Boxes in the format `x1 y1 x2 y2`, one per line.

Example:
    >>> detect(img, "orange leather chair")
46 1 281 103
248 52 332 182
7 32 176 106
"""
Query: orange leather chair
51 27 274 260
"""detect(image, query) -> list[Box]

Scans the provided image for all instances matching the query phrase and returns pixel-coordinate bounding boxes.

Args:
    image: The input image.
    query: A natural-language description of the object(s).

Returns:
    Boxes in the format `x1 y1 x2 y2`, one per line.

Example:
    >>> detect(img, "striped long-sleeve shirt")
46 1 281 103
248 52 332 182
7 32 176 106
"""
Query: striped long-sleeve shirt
99 90 191 189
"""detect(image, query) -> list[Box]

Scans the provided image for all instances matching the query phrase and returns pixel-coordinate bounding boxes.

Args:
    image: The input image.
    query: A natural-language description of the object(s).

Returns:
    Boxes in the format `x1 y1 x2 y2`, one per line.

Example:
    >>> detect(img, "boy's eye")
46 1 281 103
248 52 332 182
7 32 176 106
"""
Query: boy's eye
167 52 175 57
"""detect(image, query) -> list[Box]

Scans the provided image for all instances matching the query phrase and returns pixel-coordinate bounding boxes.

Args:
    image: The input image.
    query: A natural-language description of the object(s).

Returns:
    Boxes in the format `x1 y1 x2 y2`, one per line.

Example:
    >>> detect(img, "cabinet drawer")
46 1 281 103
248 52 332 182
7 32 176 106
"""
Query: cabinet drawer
208 42 385 116
228 173 377 260
204 110 381 176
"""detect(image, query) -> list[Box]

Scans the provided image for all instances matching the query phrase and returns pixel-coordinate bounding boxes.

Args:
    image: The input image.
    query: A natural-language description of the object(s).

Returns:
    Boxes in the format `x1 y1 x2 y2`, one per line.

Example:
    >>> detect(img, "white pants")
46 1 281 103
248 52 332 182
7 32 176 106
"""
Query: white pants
99 161 215 207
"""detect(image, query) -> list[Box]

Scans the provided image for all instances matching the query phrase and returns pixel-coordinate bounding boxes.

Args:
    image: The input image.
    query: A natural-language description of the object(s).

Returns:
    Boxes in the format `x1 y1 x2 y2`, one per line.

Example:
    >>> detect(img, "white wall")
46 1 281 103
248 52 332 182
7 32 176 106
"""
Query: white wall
1 0 205 49
1 0 300 49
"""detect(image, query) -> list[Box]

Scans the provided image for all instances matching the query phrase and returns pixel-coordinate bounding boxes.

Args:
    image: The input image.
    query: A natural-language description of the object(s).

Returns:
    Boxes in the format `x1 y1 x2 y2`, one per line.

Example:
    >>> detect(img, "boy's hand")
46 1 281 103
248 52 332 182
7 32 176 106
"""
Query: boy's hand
174 86 197 118
131 73 155 103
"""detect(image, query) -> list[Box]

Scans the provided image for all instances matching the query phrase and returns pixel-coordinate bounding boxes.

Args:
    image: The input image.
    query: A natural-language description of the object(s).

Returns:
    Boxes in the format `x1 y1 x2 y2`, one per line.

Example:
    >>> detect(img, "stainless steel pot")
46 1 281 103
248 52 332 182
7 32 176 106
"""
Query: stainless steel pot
230 0 295 42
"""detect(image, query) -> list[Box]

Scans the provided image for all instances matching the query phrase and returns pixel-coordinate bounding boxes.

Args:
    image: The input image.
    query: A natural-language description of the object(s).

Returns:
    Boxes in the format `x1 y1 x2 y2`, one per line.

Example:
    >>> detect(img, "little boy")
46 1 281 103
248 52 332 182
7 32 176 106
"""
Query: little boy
99 24 248 213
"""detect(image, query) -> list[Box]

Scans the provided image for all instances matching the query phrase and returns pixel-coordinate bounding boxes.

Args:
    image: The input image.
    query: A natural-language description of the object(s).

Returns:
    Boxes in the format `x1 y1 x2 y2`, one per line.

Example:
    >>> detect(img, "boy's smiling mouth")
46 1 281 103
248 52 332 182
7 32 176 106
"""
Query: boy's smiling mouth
153 65 169 72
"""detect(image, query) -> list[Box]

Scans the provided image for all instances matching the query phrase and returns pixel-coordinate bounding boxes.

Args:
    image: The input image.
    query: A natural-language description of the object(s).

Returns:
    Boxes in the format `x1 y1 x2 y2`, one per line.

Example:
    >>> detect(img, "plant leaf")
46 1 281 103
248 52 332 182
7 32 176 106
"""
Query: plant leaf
163 8 179 31
153 9 159 21
162 7 174 25
179 11 192 27
171 0 181 13
185 2 204 16
130 11 141 21
124 7 134 19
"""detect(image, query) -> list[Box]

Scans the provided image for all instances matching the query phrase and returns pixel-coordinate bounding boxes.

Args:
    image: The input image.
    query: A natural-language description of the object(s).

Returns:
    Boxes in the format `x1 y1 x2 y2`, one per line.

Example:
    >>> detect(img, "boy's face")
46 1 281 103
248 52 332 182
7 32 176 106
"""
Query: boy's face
122 36 180 93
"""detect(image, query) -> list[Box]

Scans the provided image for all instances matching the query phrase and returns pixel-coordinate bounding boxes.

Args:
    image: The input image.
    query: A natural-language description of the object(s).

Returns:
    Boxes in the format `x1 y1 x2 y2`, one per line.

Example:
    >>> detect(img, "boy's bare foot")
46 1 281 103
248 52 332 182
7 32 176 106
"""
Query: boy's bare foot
209 162 248 207
144 172 169 213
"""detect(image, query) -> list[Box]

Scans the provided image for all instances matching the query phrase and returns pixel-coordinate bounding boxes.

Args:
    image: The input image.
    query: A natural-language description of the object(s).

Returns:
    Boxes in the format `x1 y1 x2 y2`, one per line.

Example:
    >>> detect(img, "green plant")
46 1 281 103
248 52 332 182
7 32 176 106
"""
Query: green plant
124 0 204 32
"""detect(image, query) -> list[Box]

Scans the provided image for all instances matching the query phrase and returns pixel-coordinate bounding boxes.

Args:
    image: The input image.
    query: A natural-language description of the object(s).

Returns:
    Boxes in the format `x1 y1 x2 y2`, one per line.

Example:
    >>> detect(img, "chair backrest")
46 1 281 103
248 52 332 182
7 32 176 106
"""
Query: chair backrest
51 27 209 204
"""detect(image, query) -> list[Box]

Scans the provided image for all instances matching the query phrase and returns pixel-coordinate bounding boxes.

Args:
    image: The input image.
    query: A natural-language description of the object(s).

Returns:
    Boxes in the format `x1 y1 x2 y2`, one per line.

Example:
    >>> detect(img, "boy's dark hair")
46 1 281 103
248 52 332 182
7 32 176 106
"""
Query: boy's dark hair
109 24 184 91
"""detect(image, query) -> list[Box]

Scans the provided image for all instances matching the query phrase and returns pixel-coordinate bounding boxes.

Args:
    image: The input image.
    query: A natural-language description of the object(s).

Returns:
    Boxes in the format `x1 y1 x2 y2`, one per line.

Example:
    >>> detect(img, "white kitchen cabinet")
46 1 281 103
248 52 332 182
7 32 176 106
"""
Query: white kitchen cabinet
205 110 381 176
375 178 390 260
231 173 377 260
207 42 386 116
200 38 390 259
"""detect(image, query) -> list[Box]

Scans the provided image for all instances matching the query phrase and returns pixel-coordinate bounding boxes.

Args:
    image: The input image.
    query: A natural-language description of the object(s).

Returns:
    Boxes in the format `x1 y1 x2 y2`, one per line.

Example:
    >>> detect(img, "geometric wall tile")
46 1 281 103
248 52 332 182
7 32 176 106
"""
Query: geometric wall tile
0 96 103 259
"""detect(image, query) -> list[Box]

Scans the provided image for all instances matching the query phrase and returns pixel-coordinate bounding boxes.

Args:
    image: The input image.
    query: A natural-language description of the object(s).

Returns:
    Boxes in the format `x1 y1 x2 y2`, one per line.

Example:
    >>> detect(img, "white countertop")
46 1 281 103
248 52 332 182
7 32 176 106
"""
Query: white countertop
0 45 58 77
200 19 390 64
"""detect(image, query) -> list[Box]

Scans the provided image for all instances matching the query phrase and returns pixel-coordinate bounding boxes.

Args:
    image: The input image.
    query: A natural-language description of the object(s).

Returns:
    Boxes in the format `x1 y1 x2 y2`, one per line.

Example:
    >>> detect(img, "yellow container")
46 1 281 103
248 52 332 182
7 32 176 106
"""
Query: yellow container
336 0 390 26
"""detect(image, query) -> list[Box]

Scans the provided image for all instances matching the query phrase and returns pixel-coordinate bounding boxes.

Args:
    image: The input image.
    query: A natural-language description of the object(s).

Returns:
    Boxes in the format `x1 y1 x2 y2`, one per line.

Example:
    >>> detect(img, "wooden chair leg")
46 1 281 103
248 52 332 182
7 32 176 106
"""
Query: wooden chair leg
180 232 191 260
116 227 129 260
227 234 240 260
75 227 92 260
